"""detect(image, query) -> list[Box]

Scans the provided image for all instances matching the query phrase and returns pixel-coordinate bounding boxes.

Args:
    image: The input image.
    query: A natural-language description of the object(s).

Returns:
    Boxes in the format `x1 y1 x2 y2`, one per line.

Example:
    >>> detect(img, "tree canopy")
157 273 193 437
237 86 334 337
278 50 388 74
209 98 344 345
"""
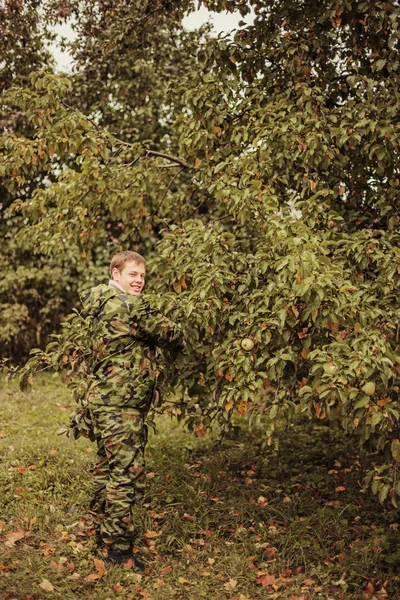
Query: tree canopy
2 0 400 506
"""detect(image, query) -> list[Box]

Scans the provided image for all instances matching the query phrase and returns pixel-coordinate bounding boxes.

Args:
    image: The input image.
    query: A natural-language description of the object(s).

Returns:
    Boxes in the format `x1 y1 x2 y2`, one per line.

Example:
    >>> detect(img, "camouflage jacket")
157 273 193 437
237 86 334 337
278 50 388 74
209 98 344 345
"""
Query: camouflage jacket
80 283 184 410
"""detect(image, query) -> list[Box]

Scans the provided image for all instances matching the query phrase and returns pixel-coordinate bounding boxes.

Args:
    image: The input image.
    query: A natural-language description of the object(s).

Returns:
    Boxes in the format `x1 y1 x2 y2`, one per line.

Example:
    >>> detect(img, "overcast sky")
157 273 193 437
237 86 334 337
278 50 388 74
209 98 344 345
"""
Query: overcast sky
49 5 255 72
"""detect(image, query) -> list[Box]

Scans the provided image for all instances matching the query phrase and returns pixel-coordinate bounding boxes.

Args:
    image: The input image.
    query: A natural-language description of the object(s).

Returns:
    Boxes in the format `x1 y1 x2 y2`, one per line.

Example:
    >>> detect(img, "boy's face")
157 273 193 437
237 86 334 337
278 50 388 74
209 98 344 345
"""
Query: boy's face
112 260 146 296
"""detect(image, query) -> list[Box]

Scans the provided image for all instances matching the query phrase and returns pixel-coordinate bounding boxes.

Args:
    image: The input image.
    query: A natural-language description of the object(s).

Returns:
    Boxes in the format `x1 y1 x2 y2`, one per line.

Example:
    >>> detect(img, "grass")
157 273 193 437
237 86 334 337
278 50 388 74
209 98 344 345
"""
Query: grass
0 374 399 600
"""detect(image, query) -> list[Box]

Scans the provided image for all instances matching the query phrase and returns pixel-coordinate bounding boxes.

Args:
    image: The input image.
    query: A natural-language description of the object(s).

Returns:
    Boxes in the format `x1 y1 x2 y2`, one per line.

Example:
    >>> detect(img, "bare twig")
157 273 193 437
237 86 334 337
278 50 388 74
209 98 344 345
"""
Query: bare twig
152 167 184 217
146 150 191 169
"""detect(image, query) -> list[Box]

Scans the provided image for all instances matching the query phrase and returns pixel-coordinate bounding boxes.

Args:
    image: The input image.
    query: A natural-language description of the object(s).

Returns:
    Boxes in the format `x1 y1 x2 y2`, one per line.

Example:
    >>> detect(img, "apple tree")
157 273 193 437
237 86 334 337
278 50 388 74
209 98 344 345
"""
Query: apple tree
3 0 400 505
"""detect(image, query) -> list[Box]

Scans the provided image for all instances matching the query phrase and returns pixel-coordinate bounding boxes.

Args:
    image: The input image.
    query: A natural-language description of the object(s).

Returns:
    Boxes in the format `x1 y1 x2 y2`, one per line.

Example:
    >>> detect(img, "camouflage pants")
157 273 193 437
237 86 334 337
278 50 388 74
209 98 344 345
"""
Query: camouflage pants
90 407 148 551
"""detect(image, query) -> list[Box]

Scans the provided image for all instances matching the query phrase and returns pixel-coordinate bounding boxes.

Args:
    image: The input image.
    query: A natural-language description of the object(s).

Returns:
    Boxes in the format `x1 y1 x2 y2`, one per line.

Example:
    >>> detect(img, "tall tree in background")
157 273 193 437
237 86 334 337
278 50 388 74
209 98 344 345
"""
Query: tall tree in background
0 0 82 360
2 0 400 504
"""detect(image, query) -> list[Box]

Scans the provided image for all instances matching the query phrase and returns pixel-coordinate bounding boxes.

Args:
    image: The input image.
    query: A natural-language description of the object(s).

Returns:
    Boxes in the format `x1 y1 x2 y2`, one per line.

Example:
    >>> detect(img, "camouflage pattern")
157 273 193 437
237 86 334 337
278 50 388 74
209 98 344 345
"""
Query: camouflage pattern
90 406 148 551
80 283 184 550
80 284 184 410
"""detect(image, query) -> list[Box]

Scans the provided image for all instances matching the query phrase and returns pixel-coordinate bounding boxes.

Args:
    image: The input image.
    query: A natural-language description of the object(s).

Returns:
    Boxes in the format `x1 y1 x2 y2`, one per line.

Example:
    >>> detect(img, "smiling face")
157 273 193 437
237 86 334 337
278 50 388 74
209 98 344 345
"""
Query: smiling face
112 260 146 296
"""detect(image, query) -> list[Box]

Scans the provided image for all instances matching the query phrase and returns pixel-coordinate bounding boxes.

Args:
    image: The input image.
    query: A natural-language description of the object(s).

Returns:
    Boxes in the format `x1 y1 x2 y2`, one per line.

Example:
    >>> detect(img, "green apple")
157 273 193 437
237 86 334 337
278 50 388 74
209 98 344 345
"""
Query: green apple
241 338 255 351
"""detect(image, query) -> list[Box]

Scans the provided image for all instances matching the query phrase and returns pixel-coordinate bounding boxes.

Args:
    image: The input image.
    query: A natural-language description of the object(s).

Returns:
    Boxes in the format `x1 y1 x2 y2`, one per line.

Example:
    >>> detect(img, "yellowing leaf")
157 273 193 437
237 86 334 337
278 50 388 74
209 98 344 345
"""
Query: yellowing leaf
301 347 310 359
144 530 161 538
39 579 54 592
237 400 248 416
224 578 237 590
224 400 234 411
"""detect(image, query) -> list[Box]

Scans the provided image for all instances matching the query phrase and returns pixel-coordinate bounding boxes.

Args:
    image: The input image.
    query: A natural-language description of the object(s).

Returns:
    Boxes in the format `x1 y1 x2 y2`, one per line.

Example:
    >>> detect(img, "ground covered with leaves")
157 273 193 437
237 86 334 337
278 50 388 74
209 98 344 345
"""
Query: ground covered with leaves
0 376 399 600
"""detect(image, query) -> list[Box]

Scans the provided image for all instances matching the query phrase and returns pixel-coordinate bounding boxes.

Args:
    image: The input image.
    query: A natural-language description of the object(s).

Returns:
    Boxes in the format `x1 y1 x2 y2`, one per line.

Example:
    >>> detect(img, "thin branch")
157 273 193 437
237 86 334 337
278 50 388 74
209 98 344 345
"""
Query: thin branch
121 156 142 168
152 167 184 217
112 138 192 169
157 163 184 169
146 150 191 170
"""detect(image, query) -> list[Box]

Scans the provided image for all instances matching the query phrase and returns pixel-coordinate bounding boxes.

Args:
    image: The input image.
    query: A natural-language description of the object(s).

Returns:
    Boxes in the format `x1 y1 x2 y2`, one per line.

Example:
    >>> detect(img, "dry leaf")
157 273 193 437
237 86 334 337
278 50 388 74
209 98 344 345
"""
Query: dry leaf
256 573 276 587
144 530 160 538
39 579 54 592
183 513 196 521
257 496 268 507
6 529 25 545
86 558 107 581
223 578 237 590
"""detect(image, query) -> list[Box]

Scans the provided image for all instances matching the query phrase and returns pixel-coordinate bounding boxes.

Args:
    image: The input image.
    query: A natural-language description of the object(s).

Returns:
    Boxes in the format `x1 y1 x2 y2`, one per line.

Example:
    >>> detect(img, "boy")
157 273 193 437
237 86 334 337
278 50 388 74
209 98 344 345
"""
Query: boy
81 251 184 568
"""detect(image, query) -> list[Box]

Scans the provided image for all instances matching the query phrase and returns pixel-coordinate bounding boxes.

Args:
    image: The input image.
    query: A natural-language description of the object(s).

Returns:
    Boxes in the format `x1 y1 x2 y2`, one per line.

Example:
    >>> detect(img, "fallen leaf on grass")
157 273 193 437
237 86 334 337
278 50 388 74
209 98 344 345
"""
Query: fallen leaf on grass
136 589 153 600
210 496 220 502
39 579 54 592
183 513 196 521
160 565 172 576
123 559 136 570
0 520 6 533
86 558 107 582
178 576 191 585
335 486 346 492
144 530 160 539
224 578 237 590
0 565 9 572
148 511 166 519
17 466 27 475
302 578 315 586
6 529 26 545
113 583 124 592
257 496 268 507
153 579 164 589
256 573 276 587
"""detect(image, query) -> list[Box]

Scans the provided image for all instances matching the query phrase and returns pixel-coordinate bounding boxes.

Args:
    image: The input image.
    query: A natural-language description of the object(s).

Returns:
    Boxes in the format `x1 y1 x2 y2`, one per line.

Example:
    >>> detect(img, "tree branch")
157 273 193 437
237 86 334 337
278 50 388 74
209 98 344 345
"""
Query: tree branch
146 150 191 169
152 167 184 218
112 138 191 169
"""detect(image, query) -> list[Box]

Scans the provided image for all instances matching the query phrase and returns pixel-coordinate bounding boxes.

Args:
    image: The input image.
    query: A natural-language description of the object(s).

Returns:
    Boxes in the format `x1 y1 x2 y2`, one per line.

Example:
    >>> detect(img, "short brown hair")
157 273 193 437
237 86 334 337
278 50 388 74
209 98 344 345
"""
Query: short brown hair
110 251 146 277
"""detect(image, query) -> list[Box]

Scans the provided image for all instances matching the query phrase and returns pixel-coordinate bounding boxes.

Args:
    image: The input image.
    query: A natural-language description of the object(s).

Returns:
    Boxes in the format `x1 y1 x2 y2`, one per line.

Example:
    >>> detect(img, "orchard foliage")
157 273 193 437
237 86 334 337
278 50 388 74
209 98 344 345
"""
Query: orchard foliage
2 0 400 505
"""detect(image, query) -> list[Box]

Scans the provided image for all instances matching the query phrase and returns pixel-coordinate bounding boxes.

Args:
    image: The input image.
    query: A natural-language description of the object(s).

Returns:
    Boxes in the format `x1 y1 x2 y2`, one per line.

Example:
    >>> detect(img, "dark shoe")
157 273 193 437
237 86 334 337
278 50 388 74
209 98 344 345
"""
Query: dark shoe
105 549 146 572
